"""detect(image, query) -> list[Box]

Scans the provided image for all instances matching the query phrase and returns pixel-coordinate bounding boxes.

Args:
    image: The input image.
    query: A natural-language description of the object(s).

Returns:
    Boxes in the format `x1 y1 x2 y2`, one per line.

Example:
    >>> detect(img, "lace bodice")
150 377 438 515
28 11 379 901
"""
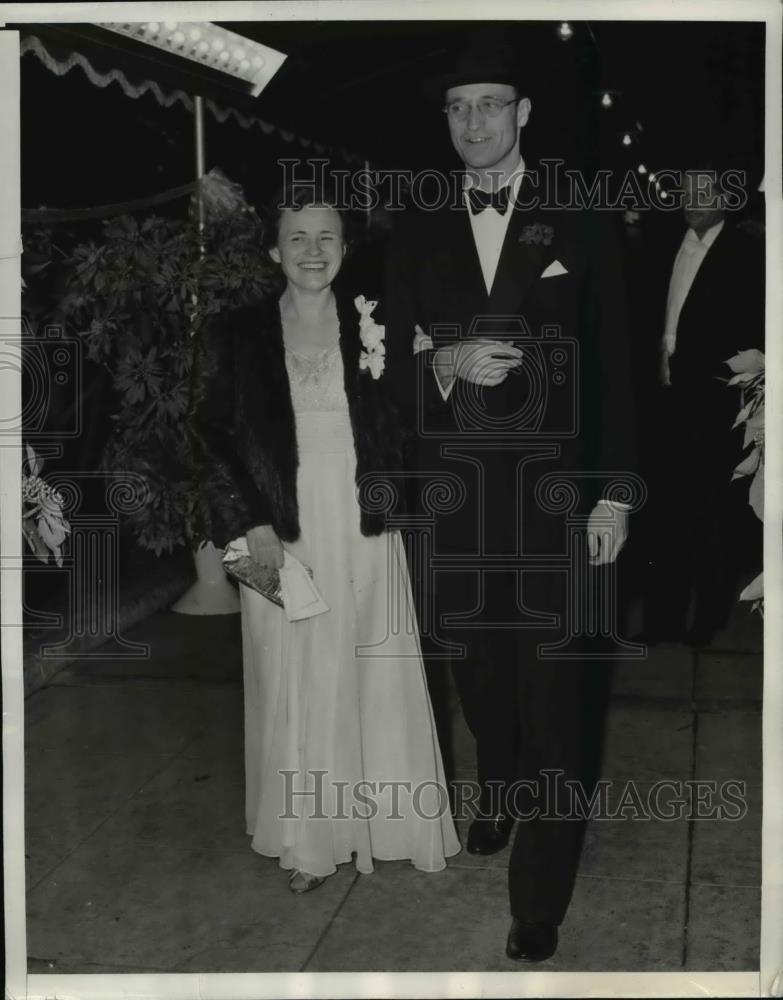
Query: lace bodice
284 342 348 414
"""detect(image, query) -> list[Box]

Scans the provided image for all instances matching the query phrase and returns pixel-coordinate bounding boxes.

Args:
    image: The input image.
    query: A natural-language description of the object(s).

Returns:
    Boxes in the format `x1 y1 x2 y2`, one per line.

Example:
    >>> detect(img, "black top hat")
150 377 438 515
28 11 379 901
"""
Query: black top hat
422 27 528 103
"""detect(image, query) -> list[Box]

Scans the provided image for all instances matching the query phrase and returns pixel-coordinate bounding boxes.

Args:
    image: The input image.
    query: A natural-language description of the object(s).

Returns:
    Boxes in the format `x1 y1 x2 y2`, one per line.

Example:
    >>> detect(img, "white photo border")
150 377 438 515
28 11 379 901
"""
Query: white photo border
1 2 780 997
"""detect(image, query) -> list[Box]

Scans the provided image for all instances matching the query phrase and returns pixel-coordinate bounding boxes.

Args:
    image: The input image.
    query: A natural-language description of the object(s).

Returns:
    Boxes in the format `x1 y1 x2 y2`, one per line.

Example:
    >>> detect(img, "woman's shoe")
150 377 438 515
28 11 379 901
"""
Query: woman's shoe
288 869 326 894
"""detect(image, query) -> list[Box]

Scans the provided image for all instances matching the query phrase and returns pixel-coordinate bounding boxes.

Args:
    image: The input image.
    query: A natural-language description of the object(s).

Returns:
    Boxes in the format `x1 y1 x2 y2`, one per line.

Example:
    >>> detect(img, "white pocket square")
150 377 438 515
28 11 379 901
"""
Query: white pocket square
541 259 568 278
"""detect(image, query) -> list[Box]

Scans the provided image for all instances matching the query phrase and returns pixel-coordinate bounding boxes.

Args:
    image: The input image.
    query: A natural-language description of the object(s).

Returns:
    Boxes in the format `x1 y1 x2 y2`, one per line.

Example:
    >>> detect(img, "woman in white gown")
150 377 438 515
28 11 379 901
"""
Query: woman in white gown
191 188 459 892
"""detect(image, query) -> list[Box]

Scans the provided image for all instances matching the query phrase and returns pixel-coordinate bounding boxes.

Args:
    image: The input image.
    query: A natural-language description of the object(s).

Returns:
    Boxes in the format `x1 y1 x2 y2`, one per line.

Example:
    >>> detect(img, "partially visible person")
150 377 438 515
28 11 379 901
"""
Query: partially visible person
189 184 459 894
640 159 765 646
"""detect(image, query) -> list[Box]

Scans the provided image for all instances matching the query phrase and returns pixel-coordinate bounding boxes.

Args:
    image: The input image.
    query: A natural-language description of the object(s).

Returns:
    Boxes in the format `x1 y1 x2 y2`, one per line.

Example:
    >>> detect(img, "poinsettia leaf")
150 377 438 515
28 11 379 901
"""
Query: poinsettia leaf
727 371 759 386
749 462 764 520
725 349 765 374
732 446 761 480
733 402 753 429
739 572 763 602
38 513 67 548
743 417 764 449
25 442 41 476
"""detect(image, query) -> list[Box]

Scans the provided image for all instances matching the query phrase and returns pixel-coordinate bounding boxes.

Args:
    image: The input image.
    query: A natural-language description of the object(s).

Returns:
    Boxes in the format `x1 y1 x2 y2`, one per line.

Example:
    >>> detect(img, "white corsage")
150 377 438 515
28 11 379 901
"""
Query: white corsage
355 294 386 380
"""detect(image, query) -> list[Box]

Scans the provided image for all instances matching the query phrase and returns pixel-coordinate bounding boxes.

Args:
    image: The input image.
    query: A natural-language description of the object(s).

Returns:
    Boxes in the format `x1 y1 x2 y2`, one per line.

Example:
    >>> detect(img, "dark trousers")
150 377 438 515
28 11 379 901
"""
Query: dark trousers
411 551 612 925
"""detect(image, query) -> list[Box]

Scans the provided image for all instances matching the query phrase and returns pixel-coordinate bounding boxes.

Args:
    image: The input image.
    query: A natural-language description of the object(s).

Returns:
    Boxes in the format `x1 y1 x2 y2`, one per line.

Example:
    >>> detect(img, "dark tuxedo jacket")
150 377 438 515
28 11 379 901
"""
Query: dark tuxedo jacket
384 169 637 555
187 289 405 549
661 220 765 478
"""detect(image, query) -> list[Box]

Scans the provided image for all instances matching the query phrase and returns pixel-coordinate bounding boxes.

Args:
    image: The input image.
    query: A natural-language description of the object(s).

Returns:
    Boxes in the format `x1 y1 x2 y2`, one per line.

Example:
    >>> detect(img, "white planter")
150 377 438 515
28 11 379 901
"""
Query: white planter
171 540 240 615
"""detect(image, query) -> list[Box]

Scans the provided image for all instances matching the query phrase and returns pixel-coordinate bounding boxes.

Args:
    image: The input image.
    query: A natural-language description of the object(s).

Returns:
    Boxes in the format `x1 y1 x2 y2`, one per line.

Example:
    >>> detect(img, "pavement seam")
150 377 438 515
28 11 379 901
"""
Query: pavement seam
25 752 188 895
298 868 361 972
680 646 700 968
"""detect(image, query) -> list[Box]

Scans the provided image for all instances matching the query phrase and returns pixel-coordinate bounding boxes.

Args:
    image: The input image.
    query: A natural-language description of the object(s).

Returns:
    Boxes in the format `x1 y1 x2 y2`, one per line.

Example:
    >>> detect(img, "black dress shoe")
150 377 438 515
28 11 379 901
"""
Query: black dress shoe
466 814 513 855
505 919 558 962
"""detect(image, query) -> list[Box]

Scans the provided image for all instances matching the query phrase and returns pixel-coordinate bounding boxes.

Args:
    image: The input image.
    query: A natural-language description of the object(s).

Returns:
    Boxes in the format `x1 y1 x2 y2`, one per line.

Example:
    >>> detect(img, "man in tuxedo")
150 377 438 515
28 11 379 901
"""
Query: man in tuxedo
642 163 764 645
385 36 637 961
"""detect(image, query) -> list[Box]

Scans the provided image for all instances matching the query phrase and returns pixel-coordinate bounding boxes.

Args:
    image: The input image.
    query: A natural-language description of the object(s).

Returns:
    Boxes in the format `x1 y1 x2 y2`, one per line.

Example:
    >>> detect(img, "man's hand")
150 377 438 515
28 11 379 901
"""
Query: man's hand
587 503 629 566
246 524 284 569
433 339 523 391
659 348 672 388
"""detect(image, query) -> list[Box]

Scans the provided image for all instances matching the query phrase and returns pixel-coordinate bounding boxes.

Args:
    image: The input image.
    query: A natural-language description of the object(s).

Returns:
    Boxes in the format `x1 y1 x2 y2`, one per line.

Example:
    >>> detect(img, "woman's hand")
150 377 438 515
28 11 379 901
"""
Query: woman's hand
246 524 284 569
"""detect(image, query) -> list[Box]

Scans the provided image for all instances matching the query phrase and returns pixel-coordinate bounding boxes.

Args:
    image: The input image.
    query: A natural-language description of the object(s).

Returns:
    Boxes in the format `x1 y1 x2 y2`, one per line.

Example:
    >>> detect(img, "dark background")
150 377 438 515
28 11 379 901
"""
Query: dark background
14 18 766 606
18 20 765 209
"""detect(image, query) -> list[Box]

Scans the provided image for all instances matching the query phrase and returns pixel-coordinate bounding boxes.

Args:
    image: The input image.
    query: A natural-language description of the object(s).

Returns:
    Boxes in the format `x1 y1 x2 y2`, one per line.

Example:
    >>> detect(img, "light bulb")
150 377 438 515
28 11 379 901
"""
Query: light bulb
163 20 178 32
233 47 245 61
637 164 648 174
188 27 201 42
211 37 224 51
622 133 632 146
649 173 656 183
252 55 265 68
601 92 613 108
196 40 209 54
146 22 160 35
660 190 669 200
239 59 250 72
172 30 185 47
558 22 573 40
218 50 229 63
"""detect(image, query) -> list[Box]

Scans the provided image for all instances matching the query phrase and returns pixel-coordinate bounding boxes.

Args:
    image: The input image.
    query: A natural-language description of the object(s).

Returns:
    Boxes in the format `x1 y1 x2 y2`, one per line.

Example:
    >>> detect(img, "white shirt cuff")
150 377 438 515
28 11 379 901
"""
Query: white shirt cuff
597 499 631 512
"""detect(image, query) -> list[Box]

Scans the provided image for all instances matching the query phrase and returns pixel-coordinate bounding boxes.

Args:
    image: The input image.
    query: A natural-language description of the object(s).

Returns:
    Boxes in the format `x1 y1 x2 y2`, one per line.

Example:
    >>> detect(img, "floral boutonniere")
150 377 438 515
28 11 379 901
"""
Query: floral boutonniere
354 294 385 380
519 223 554 247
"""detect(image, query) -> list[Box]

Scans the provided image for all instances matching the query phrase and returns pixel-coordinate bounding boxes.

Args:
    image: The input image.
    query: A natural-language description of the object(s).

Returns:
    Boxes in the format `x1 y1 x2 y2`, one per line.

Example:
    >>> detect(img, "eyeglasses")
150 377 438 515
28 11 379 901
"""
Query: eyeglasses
442 97 520 122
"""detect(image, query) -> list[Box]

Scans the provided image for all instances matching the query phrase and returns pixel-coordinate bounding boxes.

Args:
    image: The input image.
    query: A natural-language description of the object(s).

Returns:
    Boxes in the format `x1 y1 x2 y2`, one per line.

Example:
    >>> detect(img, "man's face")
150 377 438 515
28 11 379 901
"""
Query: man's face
682 170 725 234
445 82 530 171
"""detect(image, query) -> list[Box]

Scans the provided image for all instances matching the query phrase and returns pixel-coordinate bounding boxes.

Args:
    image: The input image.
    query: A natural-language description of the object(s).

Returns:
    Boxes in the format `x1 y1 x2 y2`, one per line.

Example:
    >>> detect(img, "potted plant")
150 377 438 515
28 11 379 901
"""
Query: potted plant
24 170 279 612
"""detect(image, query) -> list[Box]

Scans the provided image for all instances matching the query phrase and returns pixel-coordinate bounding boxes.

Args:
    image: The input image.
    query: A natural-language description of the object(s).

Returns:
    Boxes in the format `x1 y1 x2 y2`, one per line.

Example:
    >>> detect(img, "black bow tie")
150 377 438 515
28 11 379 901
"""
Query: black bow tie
467 186 510 215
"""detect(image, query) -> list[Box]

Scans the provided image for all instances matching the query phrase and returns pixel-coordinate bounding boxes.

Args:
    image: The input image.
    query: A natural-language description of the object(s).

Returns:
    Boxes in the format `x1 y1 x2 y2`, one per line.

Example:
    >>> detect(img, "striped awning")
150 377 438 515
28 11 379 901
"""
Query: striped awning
21 31 366 166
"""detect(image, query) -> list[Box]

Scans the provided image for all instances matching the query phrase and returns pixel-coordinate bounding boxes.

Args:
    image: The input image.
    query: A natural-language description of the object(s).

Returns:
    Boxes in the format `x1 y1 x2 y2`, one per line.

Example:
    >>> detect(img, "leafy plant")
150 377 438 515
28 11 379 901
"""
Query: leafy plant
726 348 765 611
22 444 70 565
23 170 279 556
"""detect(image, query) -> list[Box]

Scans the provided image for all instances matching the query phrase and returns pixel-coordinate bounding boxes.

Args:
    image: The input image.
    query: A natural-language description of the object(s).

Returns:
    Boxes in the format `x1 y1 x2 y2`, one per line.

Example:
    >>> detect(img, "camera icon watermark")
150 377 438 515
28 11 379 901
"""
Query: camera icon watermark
417 315 579 440
0 317 82 440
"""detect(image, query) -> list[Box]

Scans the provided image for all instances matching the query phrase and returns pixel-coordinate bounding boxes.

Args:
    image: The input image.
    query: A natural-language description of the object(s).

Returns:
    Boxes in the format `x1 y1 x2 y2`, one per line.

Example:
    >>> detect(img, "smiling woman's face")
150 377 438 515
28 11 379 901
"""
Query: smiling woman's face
270 205 346 292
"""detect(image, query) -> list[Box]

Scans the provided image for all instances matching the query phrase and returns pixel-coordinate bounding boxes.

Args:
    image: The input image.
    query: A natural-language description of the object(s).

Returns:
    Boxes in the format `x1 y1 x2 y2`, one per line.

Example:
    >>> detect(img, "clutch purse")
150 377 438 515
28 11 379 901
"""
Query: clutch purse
222 547 313 608
223 553 285 605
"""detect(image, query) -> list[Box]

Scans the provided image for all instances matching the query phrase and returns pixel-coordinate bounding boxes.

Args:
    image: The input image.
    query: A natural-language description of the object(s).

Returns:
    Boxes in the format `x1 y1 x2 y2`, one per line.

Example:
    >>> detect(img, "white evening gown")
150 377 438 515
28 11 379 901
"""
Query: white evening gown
238 340 460 877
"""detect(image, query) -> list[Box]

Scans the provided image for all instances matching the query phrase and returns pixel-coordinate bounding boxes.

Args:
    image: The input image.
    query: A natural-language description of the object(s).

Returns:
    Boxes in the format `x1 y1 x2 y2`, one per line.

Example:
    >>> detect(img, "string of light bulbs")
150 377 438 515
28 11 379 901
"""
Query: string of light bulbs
98 21 287 98
555 21 671 200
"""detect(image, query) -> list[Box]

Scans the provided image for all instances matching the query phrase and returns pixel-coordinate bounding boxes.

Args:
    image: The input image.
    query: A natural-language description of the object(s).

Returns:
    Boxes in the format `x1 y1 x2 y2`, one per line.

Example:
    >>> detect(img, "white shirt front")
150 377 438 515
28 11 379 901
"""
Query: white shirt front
429 160 526 401
465 158 526 295
662 219 724 356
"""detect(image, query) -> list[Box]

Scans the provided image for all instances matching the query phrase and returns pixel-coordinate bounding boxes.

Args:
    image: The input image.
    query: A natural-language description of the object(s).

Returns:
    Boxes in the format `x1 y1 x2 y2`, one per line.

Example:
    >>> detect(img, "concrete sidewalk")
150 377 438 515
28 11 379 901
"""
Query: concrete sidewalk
24 605 762 973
